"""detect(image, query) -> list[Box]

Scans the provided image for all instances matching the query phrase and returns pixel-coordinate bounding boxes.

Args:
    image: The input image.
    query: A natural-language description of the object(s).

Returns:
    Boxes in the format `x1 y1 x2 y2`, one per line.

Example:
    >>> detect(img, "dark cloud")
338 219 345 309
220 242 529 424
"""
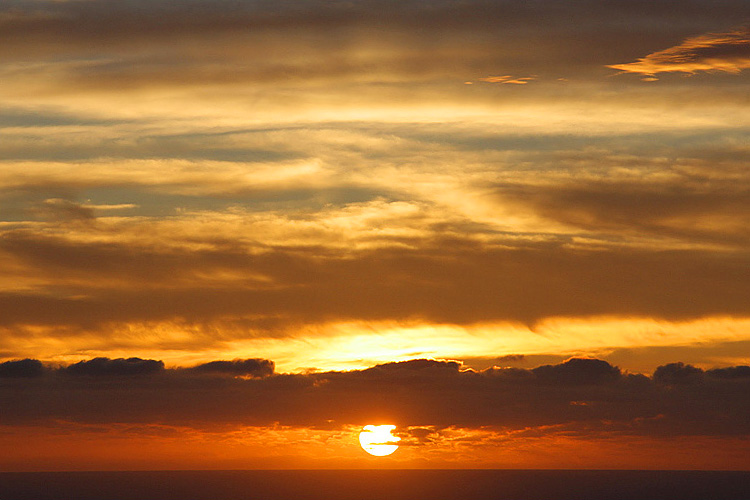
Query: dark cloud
2 357 750 439
191 359 275 378
597 340 750 375
364 359 462 373
64 357 165 377
461 354 578 372
0 359 44 378
653 362 705 385
707 366 750 379
532 358 621 385
654 363 750 384
397 426 440 445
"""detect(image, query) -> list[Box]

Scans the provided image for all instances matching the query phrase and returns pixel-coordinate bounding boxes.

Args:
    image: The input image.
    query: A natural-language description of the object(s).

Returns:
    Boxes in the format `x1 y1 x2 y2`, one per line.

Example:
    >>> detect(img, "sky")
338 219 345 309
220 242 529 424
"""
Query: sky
1 0 749 471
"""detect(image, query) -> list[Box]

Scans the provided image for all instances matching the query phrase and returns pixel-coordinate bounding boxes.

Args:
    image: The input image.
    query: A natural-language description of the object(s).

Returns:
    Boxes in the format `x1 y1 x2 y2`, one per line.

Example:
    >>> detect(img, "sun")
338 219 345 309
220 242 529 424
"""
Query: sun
359 425 400 456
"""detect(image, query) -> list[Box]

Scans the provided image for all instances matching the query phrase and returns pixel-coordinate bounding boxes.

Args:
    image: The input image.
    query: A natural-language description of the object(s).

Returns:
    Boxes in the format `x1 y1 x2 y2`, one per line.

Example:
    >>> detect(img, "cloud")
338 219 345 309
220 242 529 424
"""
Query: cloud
477 75 536 85
0 227 747 337
2 357 750 440
3 0 748 99
32 198 95 223
654 362 750 384
531 358 621 385
0 358 44 378
706 366 750 379
496 180 750 247
364 359 462 373
64 357 165 376
652 362 705 385
494 354 526 364
190 359 275 378
609 26 750 77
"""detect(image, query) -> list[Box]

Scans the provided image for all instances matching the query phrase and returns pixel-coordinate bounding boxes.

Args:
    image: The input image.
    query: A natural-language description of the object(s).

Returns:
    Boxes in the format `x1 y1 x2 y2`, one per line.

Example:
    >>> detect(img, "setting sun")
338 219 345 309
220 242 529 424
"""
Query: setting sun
358 425 400 457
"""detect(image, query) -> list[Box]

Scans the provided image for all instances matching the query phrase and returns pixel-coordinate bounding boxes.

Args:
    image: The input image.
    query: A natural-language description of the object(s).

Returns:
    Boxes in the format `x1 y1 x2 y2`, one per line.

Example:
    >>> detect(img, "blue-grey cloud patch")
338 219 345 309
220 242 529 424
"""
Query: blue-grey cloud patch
0 108 130 129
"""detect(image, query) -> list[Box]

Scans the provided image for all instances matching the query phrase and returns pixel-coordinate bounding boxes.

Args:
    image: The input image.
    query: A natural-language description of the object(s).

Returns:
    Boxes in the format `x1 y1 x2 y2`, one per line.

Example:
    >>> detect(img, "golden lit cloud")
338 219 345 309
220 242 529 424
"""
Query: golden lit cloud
609 26 750 77
2 316 749 374
477 75 536 84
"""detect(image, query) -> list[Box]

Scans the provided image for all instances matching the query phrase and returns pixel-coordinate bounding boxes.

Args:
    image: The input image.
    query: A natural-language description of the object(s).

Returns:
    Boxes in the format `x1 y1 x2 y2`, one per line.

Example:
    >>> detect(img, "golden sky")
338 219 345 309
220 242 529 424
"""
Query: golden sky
1 0 749 470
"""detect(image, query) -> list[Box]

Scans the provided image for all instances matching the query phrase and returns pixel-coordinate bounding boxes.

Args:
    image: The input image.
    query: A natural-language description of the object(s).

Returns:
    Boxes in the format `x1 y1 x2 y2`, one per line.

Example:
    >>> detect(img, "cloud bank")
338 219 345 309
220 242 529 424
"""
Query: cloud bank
2 357 750 442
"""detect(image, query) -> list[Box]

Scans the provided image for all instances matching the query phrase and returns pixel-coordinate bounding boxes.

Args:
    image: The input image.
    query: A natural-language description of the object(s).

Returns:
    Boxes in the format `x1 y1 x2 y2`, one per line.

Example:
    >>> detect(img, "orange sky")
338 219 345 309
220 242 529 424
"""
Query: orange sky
1 0 749 471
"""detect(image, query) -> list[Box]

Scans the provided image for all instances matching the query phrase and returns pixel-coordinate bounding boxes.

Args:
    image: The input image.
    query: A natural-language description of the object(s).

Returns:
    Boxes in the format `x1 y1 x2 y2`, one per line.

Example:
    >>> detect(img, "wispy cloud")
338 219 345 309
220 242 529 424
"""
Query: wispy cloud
476 75 536 84
609 26 750 77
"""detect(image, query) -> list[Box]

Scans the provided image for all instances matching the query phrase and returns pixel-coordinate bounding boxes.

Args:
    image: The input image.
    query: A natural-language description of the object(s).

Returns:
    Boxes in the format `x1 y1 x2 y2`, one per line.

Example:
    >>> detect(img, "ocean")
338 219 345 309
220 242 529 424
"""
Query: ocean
1 470 749 500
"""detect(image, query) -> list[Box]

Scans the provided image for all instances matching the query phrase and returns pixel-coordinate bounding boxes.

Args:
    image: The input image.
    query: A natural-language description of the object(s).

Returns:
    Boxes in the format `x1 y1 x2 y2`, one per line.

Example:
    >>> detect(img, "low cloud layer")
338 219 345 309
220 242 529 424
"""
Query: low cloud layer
2 357 750 441
64 357 165 377
190 359 275 377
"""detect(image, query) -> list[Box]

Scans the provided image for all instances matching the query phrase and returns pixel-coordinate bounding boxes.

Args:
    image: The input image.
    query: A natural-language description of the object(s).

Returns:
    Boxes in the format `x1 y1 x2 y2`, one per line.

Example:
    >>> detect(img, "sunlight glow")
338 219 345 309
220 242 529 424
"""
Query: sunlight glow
359 425 400 456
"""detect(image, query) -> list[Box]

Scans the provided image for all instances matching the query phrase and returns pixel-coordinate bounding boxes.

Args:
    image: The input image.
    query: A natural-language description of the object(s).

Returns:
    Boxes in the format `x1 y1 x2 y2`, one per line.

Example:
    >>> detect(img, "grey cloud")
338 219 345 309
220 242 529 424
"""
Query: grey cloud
2 357 750 439
706 366 750 379
531 358 621 385
0 358 44 378
653 362 705 385
191 359 275 378
654 362 750 385
591 340 750 375
34 198 96 223
364 359 462 373
0 108 127 128
396 426 440 446
64 357 165 377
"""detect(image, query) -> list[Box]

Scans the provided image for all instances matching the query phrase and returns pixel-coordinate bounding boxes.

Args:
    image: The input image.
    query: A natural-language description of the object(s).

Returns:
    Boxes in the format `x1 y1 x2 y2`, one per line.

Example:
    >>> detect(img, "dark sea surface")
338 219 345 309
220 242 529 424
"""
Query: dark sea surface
1 470 749 500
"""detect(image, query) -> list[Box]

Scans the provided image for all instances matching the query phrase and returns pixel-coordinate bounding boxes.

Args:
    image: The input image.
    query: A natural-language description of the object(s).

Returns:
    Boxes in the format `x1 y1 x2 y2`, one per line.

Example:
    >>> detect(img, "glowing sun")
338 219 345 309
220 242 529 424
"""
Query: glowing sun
359 425 400 456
